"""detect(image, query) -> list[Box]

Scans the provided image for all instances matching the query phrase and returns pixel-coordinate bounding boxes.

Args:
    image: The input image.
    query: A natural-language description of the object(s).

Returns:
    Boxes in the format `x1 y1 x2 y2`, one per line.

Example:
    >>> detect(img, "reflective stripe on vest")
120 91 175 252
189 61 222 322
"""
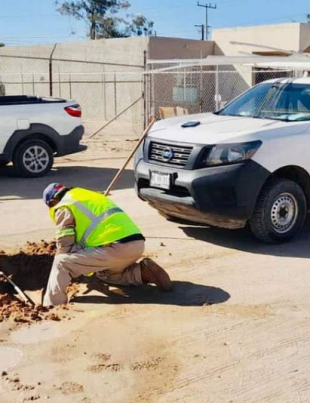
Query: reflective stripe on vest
79 206 123 247
56 228 75 239
55 200 123 247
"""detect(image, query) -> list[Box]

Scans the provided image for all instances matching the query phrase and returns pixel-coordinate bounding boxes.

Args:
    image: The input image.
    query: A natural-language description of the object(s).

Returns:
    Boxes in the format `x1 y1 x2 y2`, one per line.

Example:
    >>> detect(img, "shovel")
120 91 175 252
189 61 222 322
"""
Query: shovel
104 118 156 196
0 270 35 306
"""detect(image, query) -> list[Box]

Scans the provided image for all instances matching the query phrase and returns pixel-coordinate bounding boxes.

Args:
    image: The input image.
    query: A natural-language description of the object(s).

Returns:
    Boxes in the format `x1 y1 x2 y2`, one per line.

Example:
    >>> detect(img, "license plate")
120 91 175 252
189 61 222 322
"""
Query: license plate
150 171 171 190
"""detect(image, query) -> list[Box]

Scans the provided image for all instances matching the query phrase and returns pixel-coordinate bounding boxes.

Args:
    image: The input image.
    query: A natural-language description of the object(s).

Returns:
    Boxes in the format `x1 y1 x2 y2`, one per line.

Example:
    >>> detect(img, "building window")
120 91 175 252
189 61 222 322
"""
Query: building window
173 73 198 103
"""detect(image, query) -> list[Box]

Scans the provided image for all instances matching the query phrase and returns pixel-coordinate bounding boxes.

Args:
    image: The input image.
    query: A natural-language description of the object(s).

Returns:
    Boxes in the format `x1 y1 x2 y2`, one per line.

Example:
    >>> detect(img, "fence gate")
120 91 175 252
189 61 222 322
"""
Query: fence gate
145 60 295 121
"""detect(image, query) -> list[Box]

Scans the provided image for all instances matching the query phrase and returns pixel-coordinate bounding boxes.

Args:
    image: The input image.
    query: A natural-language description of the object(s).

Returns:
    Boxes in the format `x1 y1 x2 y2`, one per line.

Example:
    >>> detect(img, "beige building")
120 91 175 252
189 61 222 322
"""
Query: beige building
213 22 310 56
212 23 310 88
0 23 310 132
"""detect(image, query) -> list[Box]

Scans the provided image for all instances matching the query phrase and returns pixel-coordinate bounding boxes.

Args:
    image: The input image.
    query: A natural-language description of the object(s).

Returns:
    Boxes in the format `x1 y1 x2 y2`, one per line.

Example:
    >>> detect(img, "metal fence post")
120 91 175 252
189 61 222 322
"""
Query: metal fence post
49 43 57 97
58 65 61 97
69 73 72 99
143 50 147 128
183 68 186 102
215 65 220 111
151 64 155 120
102 69 107 120
200 56 203 113
114 73 117 116
21 65 24 95
147 72 151 122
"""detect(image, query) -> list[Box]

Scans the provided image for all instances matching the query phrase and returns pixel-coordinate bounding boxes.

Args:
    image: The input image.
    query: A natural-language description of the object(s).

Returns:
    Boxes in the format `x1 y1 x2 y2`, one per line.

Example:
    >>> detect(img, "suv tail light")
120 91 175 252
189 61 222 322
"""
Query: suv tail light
64 104 82 118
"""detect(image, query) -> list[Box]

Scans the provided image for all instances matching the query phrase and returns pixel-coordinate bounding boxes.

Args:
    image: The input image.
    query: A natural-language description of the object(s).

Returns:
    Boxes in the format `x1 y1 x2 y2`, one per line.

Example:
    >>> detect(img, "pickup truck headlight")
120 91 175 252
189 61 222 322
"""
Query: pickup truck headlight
204 141 262 167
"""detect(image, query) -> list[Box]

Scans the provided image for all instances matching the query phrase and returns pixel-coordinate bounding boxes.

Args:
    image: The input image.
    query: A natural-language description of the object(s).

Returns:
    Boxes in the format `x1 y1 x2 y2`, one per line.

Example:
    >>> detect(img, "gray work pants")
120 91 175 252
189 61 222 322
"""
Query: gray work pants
43 240 145 306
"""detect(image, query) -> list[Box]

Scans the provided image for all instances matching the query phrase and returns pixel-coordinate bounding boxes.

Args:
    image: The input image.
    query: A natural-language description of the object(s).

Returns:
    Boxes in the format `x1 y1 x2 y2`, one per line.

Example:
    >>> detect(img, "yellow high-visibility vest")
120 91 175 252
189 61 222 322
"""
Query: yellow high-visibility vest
50 188 142 248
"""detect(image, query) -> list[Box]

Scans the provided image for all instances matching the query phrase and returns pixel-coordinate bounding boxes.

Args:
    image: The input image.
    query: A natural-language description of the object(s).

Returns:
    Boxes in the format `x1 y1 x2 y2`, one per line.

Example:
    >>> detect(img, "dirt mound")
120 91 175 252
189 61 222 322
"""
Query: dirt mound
0 241 74 324
0 293 63 323
0 240 56 291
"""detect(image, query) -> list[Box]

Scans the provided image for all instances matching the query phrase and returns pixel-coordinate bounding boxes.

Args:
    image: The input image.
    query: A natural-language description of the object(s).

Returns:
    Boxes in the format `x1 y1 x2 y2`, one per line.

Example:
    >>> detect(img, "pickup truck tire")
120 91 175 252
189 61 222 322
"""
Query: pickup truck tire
13 139 54 178
250 179 307 243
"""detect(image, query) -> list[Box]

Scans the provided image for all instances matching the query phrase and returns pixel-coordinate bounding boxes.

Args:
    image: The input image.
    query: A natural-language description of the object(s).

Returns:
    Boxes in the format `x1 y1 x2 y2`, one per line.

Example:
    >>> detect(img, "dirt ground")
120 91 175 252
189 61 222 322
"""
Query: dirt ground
1 125 310 402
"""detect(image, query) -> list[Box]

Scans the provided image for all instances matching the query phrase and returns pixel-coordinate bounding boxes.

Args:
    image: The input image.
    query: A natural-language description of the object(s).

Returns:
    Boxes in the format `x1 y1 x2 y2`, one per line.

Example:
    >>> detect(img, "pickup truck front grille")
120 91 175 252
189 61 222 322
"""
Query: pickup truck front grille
149 142 193 167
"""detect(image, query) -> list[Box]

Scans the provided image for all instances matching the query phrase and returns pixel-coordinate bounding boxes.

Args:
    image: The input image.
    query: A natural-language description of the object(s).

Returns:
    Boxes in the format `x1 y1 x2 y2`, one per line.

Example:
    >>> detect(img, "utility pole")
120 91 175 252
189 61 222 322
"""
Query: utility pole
195 24 205 41
197 2 217 40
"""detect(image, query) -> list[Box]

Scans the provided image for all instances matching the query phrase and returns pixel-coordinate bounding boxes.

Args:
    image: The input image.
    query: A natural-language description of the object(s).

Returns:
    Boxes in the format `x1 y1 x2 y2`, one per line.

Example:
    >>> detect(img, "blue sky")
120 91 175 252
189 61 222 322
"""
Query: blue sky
1 0 310 45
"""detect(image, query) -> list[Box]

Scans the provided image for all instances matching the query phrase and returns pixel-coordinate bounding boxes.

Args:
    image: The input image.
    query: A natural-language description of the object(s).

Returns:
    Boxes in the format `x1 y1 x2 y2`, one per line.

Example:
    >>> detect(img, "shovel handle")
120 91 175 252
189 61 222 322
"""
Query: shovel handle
105 118 156 196
0 271 35 306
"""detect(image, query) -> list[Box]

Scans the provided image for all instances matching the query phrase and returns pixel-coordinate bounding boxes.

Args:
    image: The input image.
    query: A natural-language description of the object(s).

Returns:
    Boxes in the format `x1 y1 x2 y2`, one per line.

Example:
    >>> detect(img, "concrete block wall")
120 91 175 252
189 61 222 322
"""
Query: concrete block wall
0 38 148 135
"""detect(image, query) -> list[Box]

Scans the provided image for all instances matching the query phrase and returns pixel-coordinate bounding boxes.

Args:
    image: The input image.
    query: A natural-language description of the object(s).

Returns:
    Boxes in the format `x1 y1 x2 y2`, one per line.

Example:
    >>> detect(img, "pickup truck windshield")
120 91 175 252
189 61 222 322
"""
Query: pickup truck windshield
217 82 310 122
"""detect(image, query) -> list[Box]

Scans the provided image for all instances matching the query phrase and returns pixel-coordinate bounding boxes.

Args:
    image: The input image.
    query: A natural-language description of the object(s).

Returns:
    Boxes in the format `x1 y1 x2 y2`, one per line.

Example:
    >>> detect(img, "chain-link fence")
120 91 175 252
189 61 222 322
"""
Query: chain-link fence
146 61 295 121
0 51 299 136
0 53 145 135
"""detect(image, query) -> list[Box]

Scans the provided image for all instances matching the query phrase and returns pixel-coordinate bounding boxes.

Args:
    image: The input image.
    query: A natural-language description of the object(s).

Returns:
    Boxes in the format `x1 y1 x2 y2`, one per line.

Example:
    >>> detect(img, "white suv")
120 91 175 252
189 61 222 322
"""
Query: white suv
0 95 86 177
135 78 310 243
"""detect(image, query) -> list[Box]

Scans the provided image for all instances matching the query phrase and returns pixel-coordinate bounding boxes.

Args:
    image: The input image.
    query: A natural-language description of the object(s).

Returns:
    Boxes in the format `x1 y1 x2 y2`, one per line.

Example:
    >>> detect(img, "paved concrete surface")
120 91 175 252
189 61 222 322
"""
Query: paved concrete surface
1 140 310 403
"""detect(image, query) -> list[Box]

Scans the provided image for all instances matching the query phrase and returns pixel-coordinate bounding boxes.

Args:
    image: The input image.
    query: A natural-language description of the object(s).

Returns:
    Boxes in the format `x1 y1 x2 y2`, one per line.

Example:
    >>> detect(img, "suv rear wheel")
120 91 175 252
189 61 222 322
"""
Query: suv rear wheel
250 178 307 243
13 139 54 178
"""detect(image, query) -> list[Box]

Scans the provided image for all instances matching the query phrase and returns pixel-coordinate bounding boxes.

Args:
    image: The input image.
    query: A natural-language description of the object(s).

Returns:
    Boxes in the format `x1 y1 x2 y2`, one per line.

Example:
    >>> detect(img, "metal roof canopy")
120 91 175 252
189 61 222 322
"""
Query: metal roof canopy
147 41 310 73
147 56 294 65
146 55 310 74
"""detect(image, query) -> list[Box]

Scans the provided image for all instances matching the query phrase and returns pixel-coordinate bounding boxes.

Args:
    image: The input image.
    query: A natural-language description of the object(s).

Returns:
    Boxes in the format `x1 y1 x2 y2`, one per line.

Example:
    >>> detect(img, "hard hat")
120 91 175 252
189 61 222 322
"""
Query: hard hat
43 183 66 206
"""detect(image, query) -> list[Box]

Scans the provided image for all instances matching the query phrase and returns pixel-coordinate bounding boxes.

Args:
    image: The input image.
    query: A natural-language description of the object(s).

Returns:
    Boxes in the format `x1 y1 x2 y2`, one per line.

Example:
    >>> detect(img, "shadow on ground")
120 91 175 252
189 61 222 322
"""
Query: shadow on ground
0 166 134 200
73 280 230 307
181 218 310 259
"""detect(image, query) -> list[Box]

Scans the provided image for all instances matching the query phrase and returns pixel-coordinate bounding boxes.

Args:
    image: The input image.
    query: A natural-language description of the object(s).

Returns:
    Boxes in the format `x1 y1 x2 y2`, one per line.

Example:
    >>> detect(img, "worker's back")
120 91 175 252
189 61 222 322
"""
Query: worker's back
50 187 142 247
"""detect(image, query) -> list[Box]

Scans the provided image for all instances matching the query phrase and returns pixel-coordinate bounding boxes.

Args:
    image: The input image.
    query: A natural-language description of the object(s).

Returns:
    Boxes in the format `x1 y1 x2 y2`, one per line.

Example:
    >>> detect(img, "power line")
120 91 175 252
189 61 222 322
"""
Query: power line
197 2 217 40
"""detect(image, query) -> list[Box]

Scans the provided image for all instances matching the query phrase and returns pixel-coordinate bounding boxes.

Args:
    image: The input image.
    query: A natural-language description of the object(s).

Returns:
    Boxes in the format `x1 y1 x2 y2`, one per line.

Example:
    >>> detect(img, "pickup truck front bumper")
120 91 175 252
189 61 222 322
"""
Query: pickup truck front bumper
135 159 270 229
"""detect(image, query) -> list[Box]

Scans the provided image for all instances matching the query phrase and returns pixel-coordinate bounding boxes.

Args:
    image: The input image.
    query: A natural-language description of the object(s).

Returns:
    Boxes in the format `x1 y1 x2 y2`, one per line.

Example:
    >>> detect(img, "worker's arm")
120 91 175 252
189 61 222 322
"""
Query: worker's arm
55 207 77 254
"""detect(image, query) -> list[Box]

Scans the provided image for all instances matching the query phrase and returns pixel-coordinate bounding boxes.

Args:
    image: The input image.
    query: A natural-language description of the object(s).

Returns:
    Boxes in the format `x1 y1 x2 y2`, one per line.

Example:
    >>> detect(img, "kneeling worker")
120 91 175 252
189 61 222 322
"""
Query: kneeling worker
42 183 172 307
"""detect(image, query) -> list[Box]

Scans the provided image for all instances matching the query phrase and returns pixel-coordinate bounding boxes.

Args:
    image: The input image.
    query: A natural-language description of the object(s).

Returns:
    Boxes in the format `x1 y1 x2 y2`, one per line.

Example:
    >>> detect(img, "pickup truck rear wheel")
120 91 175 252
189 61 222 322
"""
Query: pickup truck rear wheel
250 179 307 243
13 139 54 178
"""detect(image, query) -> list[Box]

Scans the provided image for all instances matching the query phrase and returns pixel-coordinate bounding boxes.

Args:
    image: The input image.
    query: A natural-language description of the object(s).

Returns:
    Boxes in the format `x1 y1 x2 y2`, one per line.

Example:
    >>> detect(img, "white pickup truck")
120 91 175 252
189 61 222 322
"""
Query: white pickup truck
135 78 310 243
0 95 86 177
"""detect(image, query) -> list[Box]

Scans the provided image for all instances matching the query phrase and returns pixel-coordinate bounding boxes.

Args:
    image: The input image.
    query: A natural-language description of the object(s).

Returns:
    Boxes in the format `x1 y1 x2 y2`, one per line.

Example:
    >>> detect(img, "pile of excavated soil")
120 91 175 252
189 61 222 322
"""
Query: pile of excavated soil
0 241 77 324
0 293 64 323
0 240 56 291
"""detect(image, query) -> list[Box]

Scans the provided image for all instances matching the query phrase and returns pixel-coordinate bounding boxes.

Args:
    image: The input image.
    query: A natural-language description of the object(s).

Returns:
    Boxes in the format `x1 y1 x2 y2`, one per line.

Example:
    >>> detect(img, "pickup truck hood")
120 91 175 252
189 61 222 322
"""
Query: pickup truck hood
148 113 306 144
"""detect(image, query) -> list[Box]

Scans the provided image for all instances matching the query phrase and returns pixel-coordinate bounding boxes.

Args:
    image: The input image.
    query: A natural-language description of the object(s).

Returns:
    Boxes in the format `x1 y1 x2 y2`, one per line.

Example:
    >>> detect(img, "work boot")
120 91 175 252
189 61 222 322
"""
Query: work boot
140 258 172 291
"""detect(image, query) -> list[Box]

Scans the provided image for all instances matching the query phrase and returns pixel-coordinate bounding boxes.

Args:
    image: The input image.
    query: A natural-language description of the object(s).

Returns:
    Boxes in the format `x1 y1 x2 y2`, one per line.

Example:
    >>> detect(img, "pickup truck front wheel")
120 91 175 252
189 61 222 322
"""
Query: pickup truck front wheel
13 139 54 178
250 179 307 243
